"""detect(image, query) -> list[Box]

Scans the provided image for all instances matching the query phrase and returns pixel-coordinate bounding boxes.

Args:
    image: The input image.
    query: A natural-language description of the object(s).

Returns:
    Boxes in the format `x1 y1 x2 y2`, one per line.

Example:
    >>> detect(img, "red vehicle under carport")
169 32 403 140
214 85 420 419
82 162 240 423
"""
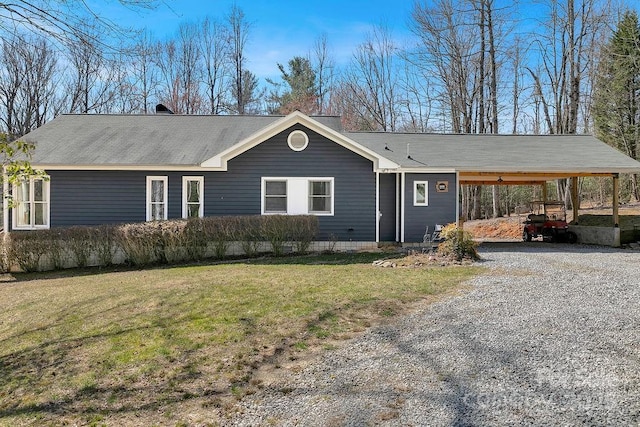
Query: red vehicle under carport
522 201 577 243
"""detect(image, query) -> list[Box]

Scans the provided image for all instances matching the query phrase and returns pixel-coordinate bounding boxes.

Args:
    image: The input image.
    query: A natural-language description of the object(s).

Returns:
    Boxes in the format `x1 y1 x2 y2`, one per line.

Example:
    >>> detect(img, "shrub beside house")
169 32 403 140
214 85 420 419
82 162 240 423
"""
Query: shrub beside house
3 215 319 272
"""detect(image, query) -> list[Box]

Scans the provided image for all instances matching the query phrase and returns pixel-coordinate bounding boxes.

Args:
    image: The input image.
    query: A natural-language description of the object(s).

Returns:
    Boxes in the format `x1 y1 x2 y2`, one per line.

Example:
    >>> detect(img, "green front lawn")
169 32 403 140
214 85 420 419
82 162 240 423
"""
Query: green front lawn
0 253 481 426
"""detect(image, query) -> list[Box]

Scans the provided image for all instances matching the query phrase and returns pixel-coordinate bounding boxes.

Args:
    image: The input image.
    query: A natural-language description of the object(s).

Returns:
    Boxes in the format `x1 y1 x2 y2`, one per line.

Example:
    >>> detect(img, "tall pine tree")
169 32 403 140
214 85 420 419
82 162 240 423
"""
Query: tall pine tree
268 57 318 114
593 11 640 201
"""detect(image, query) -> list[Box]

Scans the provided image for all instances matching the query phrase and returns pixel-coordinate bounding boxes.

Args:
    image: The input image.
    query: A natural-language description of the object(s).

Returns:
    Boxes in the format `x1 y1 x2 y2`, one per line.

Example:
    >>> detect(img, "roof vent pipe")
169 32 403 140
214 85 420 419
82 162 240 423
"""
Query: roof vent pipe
156 104 174 114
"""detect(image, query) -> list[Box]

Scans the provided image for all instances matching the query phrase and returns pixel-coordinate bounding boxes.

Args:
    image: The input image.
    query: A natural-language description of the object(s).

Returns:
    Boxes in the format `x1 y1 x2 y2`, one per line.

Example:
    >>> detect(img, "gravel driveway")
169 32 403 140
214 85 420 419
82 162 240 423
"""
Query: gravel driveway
230 243 640 426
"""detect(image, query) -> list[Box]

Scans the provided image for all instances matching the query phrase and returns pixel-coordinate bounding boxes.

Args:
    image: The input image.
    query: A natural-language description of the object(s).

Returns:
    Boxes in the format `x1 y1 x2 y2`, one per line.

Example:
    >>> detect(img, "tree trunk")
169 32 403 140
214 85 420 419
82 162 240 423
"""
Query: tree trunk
492 185 502 218
632 173 640 202
472 185 483 219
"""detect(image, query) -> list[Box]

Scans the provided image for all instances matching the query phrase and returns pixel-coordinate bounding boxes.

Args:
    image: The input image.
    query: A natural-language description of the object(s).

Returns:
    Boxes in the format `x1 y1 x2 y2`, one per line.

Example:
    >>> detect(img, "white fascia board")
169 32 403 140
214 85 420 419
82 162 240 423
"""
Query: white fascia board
33 164 225 172
393 168 458 174
458 166 639 174
201 111 399 171
375 158 400 170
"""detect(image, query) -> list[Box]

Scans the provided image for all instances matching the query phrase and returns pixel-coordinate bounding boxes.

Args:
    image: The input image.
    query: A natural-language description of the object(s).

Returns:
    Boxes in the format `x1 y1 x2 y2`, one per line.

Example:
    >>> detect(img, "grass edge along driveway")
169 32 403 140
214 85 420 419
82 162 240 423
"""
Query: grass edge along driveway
0 252 481 426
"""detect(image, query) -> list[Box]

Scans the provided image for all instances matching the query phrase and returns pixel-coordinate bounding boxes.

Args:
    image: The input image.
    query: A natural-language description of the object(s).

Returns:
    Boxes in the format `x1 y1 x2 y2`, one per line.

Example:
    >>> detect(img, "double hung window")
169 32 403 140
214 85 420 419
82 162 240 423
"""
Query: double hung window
146 176 168 221
263 180 287 213
183 176 204 218
308 180 332 214
13 177 50 229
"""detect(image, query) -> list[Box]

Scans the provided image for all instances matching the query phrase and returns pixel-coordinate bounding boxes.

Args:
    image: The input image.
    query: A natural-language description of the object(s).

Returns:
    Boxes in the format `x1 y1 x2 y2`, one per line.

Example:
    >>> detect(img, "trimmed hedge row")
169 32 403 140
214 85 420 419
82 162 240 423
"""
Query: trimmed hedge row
3 215 319 272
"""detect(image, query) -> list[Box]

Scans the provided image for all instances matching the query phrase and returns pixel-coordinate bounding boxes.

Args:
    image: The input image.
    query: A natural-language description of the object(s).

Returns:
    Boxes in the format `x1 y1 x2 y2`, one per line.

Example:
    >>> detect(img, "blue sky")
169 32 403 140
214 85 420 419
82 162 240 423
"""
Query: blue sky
106 0 415 80
100 0 640 83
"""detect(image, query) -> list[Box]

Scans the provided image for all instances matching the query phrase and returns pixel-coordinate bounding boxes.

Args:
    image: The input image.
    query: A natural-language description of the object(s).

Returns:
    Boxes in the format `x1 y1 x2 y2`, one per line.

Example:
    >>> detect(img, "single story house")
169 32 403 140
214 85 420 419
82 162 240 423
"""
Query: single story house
6 110 640 247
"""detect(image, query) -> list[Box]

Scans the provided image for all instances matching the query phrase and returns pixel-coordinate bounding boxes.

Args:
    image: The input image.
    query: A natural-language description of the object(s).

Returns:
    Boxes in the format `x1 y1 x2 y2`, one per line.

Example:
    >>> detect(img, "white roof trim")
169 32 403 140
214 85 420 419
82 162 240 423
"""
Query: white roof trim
390 168 457 174
33 164 223 172
200 111 399 171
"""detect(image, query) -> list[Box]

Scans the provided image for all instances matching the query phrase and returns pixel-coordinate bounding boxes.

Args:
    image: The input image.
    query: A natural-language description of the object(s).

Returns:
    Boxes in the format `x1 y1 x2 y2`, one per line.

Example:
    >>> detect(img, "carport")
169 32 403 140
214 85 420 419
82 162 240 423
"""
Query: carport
359 132 640 246
454 135 640 246
460 173 619 225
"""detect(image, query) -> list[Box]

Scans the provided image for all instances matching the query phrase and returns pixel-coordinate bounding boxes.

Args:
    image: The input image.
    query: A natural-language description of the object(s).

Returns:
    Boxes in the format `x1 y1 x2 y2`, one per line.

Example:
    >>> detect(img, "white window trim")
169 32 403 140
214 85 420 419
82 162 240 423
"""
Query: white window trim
182 176 204 218
261 177 334 216
12 176 51 230
413 180 429 206
308 178 334 215
146 176 168 221
261 178 288 214
287 130 309 151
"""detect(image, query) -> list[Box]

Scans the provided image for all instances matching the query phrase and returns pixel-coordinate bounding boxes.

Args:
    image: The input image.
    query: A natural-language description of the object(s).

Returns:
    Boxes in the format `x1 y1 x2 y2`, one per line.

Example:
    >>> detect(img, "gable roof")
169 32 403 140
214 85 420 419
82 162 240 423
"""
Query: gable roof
20 112 640 181
200 111 399 170
24 113 344 168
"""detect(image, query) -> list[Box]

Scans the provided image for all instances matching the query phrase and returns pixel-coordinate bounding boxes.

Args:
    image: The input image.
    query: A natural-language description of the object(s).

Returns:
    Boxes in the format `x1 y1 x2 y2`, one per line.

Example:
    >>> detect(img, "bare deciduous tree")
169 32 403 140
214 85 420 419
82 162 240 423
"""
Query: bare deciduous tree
0 0 158 48
340 25 401 131
399 60 433 132
200 17 229 114
311 33 335 115
412 0 511 218
155 22 204 114
64 29 118 114
411 0 479 133
527 0 610 206
0 33 58 137
129 31 160 114
227 4 251 114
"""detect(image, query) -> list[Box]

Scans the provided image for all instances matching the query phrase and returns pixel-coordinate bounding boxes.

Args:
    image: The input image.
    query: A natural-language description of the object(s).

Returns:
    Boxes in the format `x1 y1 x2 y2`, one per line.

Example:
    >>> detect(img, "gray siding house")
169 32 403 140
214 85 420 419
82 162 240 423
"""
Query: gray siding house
7 111 640 245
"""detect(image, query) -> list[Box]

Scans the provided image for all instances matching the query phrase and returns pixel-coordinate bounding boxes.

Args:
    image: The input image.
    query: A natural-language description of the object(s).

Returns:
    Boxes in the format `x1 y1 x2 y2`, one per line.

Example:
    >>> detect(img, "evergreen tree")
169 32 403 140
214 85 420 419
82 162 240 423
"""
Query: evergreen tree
268 56 317 114
593 11 640 201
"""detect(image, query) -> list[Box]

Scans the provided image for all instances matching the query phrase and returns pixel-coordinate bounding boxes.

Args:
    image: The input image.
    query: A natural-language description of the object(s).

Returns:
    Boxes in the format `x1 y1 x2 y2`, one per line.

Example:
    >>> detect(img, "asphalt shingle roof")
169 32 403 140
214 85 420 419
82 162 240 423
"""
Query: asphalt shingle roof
25 114 342 166
346 132 640 173
21 113 640 175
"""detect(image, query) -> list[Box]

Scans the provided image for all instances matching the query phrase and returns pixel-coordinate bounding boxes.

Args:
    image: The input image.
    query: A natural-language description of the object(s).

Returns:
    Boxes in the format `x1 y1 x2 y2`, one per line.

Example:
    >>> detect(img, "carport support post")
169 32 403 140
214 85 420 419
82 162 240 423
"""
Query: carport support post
571 176 579 224
613 174 620 228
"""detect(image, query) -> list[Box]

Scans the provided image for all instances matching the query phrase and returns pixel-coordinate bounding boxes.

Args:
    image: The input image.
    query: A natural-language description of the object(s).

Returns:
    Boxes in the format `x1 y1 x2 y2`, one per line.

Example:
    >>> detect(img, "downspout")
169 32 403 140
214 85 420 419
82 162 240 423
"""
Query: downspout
395 173 400 242
456 171 461 228
375 171 380 243
400 172 406 243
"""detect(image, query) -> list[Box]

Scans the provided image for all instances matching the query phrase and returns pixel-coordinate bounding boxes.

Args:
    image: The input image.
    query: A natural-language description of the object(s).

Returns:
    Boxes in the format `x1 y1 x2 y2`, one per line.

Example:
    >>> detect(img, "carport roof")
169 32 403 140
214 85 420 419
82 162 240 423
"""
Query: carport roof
348 132 640 184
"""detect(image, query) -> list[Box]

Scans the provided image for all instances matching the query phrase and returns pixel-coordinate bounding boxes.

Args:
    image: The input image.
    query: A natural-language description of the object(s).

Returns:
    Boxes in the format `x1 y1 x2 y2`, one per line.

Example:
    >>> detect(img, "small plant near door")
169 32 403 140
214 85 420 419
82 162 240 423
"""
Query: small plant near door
437 223 480 261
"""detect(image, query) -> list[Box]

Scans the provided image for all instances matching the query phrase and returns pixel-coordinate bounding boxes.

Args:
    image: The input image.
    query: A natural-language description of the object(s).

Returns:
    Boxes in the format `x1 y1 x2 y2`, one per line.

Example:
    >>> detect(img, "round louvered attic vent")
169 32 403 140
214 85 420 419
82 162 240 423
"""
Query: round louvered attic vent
287 130 309 151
